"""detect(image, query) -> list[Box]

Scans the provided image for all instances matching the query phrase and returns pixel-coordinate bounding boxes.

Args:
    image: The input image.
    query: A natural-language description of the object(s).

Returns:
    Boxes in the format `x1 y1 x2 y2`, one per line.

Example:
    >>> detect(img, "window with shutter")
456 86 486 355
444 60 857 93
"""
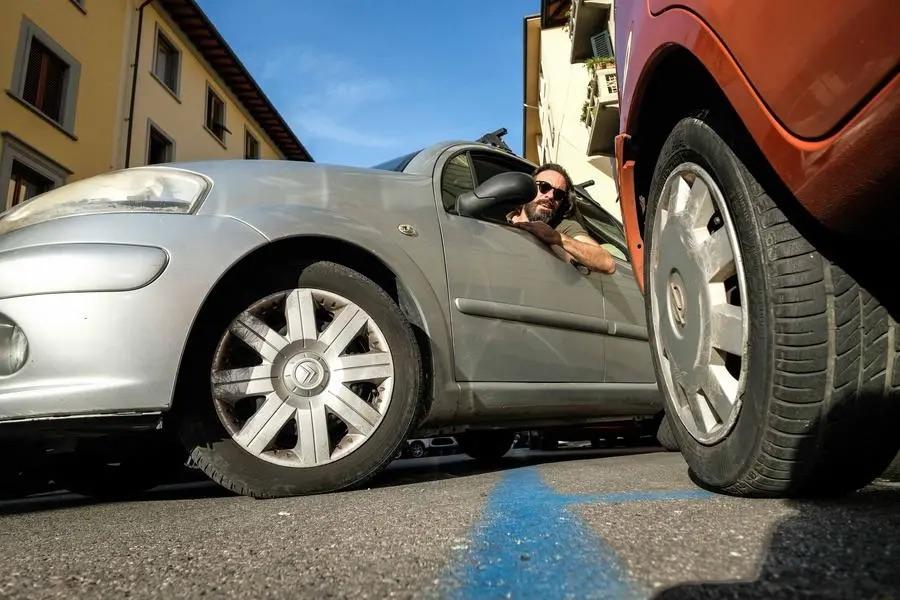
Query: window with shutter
245 130 260 159
590 31 614 59
0 133 69 211
147 124 174 165
11 19 81 134
6 161 53 209
205 86 227 142
153 30 180 94
22 39 68 123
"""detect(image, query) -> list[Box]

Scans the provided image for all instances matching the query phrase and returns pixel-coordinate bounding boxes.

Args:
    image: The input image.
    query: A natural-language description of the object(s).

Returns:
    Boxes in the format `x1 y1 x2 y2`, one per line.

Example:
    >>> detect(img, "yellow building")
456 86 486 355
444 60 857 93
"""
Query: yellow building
0 0 311 212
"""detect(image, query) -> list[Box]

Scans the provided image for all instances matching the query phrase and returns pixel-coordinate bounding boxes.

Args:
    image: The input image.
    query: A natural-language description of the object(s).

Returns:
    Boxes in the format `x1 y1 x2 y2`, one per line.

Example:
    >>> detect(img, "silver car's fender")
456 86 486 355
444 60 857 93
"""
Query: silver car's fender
187 160 459 424
0 213 268 421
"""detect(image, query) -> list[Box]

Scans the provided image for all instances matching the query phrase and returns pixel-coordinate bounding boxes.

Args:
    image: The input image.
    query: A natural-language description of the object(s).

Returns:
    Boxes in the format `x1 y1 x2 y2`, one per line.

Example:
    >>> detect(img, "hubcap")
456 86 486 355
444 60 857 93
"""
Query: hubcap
283 353 329 395
668 271 687 329
211 288 394 467
649 163 748 444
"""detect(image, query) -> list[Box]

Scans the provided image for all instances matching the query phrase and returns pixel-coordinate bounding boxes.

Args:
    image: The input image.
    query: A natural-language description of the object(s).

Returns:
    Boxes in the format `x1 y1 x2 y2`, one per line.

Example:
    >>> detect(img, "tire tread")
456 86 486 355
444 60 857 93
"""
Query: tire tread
721 156 898 497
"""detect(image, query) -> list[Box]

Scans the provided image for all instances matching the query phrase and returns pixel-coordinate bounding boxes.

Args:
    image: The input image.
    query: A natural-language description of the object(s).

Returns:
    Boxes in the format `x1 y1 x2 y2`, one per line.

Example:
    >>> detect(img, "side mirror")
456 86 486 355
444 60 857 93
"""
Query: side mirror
456 172 536 219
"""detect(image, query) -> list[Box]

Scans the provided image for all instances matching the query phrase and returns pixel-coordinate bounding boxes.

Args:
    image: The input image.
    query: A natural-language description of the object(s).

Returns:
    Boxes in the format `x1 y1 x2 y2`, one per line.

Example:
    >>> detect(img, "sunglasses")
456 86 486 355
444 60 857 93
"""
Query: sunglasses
535 180 567 203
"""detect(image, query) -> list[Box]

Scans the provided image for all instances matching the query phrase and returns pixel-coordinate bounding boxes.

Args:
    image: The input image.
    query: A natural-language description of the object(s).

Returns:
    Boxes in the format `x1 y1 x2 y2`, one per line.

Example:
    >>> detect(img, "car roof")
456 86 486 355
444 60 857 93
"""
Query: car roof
402 141 535 176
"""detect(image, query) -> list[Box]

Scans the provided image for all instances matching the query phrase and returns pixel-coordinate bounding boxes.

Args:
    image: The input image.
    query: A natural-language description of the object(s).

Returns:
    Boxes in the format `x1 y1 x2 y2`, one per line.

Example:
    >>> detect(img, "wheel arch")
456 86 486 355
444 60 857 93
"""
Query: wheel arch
628 45 738 239
628 46 840 283
168 235 437 416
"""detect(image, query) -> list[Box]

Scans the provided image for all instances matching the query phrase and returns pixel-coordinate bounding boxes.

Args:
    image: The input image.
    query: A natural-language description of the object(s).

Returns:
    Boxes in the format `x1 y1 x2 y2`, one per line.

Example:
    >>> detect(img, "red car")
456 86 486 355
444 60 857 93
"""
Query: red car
614 0 899 496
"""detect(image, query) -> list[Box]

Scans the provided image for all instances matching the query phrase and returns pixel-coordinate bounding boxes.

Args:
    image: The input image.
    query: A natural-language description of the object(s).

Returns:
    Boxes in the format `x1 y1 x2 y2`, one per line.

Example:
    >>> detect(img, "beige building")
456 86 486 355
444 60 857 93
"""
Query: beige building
0 0 310 212
523 0 620 219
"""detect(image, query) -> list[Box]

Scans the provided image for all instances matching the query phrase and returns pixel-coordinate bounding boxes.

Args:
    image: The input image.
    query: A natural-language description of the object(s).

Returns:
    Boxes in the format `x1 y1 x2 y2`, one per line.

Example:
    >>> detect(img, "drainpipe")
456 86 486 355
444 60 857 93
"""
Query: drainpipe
124 0 155 168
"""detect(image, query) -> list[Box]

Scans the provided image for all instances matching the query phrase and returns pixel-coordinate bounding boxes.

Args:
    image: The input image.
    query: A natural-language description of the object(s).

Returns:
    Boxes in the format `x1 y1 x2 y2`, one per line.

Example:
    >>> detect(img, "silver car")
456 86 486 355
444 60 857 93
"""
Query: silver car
0 140 659 498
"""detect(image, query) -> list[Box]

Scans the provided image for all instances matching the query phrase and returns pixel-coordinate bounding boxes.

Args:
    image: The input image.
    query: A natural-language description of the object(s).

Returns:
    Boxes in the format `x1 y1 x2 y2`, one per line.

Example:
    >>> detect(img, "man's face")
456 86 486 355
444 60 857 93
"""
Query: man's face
523 170 567 224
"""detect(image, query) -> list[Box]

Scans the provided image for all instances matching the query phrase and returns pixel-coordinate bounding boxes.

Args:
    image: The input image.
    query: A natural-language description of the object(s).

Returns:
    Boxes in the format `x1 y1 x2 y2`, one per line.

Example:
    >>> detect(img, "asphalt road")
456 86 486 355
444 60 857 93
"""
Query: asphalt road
1 448 897 599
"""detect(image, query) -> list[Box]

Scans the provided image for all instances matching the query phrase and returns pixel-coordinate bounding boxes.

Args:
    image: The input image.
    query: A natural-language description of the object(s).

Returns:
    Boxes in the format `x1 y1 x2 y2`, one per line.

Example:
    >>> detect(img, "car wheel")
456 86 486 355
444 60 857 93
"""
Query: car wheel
177 261 423 498
645 117 900 497
407 441 426 459
656 415 680 452
458 431 515 463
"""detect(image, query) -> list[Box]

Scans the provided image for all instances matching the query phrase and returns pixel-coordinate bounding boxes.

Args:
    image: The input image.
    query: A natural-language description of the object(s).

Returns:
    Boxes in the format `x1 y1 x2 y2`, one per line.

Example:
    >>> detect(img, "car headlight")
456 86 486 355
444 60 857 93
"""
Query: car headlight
0 167 211 236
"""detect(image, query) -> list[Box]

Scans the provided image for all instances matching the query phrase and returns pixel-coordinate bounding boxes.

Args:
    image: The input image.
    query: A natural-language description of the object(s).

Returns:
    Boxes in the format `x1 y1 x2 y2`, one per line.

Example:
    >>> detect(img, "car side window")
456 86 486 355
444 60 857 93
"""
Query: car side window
468 151 535 223
573 191 629 261
440 152 475 211
470 152 533 186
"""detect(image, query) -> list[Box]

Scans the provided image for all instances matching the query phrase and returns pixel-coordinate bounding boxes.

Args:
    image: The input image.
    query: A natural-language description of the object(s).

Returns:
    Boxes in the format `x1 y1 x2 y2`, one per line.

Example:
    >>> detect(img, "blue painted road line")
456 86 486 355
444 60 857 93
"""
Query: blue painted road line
444 466 714 599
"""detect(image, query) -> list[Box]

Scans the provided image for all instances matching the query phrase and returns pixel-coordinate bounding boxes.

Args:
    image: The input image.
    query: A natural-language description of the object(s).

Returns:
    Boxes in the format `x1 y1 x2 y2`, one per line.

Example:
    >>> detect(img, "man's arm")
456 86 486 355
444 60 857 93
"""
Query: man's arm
514 221 616 274
560 234 616 274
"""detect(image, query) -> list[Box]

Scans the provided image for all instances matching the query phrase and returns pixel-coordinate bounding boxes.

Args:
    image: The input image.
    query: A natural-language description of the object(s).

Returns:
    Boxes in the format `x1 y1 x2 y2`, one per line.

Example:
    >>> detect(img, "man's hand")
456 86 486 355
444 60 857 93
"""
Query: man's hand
514 220 562 246
515 220 616 274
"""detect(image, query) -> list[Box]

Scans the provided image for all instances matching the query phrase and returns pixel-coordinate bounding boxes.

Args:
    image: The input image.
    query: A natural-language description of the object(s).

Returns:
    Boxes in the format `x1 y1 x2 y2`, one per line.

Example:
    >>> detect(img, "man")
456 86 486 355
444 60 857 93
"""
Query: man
507 163 616 274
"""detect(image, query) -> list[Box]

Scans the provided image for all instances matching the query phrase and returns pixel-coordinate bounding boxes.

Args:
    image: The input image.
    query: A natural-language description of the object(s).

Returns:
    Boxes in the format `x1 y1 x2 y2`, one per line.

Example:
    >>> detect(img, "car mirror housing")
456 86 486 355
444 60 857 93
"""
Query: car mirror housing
456 172 536 219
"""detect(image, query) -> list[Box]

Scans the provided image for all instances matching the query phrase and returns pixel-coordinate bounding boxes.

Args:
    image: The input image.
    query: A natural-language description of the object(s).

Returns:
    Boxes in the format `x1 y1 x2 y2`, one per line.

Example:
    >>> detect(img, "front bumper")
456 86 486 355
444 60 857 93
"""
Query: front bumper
0 213 266 422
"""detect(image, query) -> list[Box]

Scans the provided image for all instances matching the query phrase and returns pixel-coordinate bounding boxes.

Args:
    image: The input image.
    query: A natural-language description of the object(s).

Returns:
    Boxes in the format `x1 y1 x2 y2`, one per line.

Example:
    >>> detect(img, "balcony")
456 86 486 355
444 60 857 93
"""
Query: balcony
582 63 618 157
569 0 613 63
587 104 618 157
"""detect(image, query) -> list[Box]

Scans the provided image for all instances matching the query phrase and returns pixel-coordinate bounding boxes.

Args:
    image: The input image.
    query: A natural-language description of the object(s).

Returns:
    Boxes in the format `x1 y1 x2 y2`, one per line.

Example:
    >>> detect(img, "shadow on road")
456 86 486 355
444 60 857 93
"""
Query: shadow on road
0 479 233 516
372 446 666 489
0 446 665 516
654 483 900 599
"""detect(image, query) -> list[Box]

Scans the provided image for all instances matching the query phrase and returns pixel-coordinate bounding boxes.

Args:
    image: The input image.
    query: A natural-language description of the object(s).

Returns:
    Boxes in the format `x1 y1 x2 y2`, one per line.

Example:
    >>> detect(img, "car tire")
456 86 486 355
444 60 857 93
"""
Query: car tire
458 431 515 463
645 116 900 497
656 415 680 452
407 441 426 459
175 261 423 498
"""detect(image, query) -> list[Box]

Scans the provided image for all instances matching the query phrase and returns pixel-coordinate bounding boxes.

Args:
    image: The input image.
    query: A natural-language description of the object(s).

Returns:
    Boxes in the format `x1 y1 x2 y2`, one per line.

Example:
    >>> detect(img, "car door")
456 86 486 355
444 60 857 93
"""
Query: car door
573 188 654 383
435 148 608 383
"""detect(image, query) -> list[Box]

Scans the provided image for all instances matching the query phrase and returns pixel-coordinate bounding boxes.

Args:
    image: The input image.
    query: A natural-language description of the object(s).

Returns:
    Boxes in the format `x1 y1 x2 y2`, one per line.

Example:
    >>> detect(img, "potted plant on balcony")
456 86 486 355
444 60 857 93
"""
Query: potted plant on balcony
580 100 594 128
585 56 616 72
585 56 617 105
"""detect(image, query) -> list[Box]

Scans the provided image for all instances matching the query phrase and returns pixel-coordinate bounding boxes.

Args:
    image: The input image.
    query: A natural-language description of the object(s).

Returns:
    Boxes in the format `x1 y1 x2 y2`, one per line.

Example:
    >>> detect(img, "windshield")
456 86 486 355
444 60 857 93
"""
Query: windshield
370 150 421 172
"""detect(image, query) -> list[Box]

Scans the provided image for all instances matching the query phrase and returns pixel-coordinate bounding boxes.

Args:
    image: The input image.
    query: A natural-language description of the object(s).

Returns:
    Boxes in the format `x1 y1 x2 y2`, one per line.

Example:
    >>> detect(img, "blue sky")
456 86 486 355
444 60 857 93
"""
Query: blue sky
196 1 539 167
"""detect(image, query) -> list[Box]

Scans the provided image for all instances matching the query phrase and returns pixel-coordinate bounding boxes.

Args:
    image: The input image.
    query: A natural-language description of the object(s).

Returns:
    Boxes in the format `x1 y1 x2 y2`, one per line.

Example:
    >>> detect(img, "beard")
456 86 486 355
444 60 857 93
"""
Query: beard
523 199 555 224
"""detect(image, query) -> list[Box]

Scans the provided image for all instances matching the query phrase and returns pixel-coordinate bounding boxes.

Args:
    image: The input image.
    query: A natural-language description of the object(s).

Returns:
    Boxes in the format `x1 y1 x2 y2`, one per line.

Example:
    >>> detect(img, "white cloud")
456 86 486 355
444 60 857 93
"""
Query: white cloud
297 111 398 148
258 47 399 149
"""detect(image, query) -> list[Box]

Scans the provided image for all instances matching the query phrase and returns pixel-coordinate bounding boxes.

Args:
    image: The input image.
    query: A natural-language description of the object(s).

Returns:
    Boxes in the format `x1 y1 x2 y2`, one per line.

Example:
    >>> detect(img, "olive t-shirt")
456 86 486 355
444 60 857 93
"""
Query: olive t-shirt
555 218 588 240
505 212 599 273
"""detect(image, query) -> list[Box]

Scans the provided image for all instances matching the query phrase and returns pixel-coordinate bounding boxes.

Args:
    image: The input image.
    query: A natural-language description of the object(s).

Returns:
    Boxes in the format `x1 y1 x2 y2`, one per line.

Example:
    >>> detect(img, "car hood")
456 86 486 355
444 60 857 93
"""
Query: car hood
165 159 432 220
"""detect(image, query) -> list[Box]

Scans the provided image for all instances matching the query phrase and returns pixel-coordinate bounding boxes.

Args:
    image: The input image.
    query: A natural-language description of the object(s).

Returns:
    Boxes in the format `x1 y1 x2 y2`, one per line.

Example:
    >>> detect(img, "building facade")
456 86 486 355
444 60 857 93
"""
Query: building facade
0 0 310 213
523 0 620 219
